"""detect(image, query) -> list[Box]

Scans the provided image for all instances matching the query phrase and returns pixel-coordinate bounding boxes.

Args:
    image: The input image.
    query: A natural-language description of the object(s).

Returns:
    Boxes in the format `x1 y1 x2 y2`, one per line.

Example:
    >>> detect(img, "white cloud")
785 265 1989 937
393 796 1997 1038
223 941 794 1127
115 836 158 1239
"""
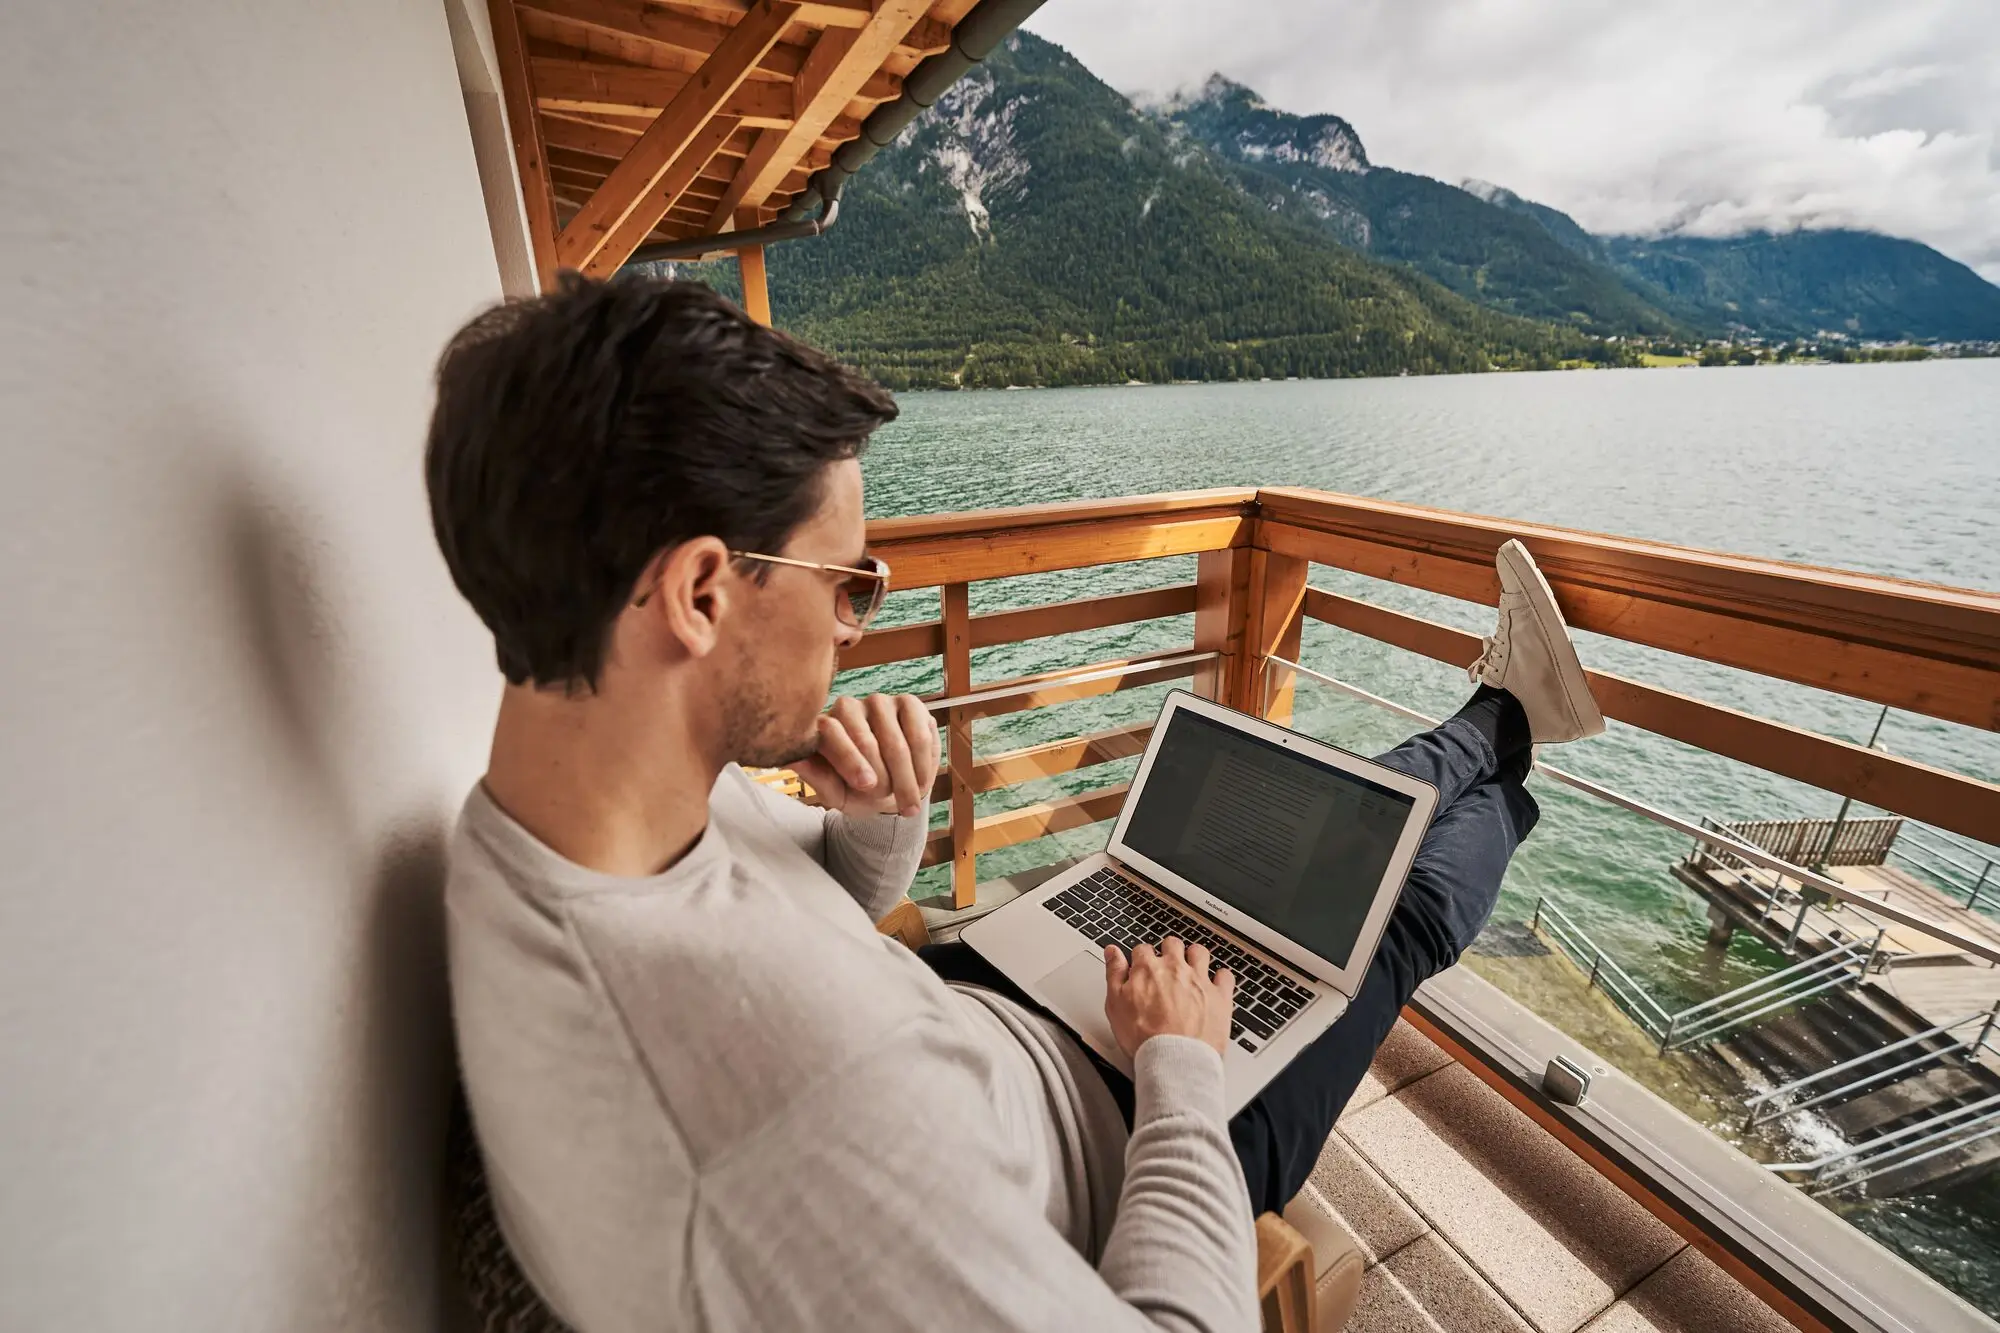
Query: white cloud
1024 0 2000 282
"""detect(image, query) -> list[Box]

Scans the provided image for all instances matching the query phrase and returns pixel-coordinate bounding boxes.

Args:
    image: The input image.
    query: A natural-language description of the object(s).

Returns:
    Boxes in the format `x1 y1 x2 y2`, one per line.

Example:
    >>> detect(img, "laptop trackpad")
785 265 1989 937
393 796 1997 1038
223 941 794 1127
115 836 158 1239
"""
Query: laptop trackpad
1038 951 1116 1054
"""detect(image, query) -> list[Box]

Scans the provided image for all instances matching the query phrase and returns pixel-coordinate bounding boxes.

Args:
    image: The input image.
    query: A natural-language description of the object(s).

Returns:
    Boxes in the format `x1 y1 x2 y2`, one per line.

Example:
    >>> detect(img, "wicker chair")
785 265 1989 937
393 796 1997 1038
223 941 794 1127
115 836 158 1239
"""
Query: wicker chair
448 901 1360 1333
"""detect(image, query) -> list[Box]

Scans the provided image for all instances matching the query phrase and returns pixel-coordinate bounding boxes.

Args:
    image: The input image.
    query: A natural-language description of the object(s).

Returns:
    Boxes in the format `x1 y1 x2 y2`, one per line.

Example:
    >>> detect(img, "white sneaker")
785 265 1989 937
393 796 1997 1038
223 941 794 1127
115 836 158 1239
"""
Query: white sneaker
1468 540 1606 744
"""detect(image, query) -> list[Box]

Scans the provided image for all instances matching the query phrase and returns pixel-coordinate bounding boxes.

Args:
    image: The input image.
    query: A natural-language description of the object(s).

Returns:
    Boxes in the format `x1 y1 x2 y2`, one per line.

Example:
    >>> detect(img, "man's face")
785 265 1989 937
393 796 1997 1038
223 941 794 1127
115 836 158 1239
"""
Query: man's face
720 458 868 768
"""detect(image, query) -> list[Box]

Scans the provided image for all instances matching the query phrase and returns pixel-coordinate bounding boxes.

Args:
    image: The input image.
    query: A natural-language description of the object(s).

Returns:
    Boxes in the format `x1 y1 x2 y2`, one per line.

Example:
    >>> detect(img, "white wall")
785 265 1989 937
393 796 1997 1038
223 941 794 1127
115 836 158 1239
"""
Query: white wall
444 0 542 298
0 3 510 1328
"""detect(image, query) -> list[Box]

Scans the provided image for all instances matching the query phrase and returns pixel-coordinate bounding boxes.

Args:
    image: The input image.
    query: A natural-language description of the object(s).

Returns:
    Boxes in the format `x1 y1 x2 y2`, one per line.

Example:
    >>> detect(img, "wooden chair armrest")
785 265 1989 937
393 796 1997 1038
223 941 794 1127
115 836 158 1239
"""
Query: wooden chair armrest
1256 1211 1318 1333
875 899 932 951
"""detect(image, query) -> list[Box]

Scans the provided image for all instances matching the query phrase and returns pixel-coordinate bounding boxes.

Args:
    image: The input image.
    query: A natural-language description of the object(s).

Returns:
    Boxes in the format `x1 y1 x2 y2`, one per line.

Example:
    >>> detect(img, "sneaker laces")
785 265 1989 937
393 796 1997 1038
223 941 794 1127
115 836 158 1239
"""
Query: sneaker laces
1468 633 1507 685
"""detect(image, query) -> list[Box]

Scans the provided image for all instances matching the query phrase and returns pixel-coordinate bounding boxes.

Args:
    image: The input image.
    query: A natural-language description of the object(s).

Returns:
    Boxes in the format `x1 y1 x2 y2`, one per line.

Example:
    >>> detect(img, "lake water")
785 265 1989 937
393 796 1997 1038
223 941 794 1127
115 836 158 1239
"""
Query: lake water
841 360 2000 1315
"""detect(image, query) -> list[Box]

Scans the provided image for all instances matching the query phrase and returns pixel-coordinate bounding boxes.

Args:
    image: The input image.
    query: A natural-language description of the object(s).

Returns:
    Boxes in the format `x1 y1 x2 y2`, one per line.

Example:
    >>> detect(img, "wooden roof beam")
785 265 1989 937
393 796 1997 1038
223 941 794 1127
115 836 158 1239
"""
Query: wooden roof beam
550 162 613 186
522 22 711 77
530 44 896 101
540 114 644 161
703 0 929 228
546 142 621 172
652 0 951 53
533 56 795 124
545 107 645 134
662 0 866 29
554 0 797 272
519 0 813 79
544 110 755 159
582 114 744 276
898 15 953 56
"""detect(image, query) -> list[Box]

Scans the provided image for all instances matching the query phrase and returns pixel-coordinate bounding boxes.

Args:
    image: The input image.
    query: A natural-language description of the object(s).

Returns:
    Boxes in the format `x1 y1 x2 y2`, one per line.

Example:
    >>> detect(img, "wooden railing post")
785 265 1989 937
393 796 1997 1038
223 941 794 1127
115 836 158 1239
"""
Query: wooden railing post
1237 548 1307 722
737 239 772 325
942 583 977 909
1194 547 1250 704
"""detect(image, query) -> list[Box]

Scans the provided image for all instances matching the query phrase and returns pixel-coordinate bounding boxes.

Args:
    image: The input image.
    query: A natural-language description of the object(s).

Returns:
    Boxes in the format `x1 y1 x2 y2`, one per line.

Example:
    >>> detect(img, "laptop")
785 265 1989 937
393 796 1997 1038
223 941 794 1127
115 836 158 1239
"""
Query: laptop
962 689 1440 1116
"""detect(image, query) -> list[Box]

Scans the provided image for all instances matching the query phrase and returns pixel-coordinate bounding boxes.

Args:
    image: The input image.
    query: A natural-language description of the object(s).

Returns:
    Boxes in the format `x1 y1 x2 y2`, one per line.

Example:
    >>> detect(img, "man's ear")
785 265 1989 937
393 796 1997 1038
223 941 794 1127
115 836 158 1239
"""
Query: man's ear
641 537 734 660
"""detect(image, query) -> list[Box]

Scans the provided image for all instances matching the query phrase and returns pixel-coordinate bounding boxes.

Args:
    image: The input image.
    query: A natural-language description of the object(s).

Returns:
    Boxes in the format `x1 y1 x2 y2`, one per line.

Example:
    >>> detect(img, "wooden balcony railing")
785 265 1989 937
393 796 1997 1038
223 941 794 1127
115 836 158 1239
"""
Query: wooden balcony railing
849 487 2000 914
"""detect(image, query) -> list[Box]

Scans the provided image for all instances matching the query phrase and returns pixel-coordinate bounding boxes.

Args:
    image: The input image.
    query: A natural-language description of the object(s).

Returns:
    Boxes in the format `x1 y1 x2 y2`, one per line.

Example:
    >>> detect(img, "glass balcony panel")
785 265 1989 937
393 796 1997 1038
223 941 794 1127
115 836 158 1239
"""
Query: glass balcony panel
1275 654 2000 1321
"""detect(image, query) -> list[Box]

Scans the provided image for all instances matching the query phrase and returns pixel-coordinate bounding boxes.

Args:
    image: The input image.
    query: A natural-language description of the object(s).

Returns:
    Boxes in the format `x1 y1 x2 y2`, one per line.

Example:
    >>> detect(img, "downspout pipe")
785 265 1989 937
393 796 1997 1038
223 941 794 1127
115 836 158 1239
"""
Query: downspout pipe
621 0 1046 267
628 190 839 265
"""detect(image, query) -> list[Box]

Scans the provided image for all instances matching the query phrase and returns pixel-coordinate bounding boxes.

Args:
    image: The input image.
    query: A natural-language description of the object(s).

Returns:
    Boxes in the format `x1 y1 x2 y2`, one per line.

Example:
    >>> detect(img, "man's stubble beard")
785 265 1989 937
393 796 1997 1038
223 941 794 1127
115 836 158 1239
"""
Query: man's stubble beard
721 639 829 770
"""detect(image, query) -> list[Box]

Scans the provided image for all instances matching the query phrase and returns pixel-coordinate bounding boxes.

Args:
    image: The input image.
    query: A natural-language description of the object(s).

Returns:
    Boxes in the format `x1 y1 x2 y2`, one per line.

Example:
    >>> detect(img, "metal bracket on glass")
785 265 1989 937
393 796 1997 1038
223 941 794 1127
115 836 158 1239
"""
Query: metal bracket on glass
1544 1055 1594 1106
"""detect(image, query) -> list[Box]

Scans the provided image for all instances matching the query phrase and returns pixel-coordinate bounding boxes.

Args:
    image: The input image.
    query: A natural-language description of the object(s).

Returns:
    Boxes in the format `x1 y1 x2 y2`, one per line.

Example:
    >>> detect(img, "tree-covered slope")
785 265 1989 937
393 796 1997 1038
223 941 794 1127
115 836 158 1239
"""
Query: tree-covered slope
1598 231 2000 341
760 34 1613 388
712 31 2000 382
1158 78 1684 337
1445 182 2000 342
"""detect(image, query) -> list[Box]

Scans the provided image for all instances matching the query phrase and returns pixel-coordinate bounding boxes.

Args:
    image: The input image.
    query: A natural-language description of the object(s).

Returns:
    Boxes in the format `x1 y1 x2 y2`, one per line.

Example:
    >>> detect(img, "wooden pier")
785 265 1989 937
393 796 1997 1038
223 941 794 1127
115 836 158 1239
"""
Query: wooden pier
1673 816 2000 1195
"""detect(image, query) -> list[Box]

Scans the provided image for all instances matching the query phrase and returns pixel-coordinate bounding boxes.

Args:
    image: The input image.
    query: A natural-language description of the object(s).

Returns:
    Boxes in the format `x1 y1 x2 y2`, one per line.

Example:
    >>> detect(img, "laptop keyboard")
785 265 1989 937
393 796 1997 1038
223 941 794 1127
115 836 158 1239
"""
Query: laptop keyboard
1042 865 1316 1053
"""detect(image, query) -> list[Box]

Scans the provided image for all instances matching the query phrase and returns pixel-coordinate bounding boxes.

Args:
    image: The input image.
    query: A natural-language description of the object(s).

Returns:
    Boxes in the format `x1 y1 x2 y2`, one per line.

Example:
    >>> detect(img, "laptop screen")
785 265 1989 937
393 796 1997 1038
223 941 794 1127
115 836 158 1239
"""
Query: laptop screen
1119 706 1418 970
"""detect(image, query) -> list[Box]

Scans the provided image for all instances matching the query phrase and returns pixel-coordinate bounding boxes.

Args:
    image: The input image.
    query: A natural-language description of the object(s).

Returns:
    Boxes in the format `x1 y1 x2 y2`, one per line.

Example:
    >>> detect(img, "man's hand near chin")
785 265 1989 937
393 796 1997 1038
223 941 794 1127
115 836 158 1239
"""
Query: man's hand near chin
790 693 941 819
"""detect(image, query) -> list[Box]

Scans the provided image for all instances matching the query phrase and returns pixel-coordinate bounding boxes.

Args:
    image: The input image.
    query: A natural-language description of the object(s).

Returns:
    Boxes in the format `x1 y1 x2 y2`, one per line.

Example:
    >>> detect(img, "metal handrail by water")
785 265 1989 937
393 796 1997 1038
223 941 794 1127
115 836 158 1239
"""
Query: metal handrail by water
1892 823 2000 912
1263 653 2000 968
1744 1000 2000 1130
1771 1090 2000 1195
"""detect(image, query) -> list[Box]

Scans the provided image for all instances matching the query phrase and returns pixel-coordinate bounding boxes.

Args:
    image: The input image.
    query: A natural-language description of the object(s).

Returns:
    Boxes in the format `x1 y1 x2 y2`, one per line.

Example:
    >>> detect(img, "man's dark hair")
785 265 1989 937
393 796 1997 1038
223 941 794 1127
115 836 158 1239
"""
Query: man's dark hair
426 274 897 691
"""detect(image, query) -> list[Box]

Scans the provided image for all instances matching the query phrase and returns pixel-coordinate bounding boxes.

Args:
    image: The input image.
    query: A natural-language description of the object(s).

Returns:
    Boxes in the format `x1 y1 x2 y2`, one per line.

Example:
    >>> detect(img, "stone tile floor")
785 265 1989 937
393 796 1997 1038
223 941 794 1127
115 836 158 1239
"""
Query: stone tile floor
1317 1021 1795 1333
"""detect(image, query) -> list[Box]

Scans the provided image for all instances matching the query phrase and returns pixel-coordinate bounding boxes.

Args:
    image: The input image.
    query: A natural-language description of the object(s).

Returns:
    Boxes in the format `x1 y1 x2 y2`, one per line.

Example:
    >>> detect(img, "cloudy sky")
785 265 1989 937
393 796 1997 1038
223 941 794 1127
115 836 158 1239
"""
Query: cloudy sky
1024 0 2000 282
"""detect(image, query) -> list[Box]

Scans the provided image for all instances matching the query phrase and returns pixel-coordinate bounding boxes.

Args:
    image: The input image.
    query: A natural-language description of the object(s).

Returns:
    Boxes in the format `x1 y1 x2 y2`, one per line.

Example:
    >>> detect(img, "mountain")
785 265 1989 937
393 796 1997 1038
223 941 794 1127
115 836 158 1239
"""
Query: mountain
1598 231 2000 342
1465 186 2000 341
754 34 1617 389
718 33 1999 385
1163 78 2000 345
1459 180 1610 263
1158 78 1684 337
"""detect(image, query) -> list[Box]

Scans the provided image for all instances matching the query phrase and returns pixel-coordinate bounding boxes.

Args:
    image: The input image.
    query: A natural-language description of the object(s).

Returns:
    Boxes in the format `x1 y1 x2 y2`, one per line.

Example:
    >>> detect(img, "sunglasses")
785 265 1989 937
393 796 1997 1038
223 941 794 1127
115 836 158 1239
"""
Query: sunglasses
732 551 891 630
632 549 892 631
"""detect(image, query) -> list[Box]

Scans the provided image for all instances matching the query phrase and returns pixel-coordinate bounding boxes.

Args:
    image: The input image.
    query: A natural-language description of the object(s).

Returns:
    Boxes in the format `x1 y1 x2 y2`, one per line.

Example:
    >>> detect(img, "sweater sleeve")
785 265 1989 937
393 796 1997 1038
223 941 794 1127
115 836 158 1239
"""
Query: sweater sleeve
734 766 928 921
1099 1035 1260 1327
691 1026 1260 1333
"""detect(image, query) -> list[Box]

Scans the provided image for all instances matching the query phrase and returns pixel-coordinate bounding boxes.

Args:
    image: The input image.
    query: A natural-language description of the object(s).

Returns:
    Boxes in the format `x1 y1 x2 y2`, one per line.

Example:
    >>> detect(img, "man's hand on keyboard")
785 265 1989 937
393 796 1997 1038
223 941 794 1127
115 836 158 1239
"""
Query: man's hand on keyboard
1103 937 1236 1059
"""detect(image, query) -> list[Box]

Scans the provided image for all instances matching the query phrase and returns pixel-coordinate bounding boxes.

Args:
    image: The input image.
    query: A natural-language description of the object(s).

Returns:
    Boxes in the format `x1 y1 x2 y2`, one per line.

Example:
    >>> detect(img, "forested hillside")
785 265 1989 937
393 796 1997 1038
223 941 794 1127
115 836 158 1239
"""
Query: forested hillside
752 34 1615 388
1599 231 2000 342
660 32 1999 385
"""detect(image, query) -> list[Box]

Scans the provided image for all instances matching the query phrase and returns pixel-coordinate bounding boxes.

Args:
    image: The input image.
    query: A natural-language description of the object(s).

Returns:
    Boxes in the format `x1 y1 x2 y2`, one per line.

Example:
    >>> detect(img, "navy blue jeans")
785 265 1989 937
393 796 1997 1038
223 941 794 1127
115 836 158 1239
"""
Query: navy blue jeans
921 712 1538 1215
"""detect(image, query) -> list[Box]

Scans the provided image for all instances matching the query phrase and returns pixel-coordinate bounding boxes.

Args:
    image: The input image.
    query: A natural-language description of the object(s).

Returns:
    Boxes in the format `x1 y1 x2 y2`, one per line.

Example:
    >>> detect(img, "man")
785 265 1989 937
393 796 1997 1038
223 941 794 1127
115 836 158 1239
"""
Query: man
430 275 1604 1333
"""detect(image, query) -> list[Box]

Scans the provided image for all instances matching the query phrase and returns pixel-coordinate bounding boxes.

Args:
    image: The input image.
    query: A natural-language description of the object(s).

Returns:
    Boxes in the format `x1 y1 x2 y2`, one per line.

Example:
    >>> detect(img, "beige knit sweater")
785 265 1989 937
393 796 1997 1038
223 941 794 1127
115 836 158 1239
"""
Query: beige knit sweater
447 765 1257 1333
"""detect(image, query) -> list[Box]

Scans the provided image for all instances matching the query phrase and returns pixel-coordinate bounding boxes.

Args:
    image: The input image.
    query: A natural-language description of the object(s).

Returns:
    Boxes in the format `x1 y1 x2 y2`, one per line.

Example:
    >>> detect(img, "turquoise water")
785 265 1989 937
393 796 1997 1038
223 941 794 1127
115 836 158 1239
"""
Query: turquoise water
837 360 2000 1314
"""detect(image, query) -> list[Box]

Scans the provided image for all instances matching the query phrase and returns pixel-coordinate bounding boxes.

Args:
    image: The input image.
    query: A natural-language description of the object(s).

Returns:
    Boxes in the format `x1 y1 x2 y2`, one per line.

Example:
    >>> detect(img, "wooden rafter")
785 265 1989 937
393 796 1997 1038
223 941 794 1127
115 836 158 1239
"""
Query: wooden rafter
540 115 640 160
489 0 561 288
547 144 615 172
520 0 813 79
581 114 744 276
550 0 792 270
529 45 897 101
543 109 756 154
702 0 929 228
646 0 952 50
532 56 796 123
489 0 973 284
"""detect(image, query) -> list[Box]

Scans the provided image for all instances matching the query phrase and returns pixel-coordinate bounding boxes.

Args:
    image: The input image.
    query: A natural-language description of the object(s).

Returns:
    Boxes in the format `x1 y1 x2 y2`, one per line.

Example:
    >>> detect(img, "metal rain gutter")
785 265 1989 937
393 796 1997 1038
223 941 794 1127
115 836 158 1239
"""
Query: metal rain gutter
628 191 840 265
621 0 1048 267
782 0 1050 220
